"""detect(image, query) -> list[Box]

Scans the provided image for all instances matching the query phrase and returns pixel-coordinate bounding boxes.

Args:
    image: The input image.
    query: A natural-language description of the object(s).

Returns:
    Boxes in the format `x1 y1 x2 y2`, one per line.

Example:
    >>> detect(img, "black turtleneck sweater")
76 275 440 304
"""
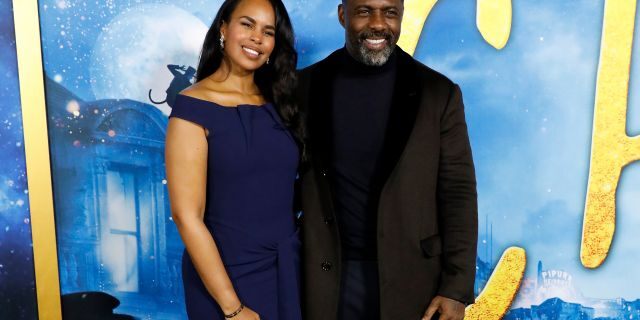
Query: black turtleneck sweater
331 48 398 260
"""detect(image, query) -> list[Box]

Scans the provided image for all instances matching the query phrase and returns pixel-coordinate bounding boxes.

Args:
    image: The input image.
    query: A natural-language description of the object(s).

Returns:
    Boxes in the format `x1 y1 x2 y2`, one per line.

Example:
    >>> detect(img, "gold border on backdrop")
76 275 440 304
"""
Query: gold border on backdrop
12 0 63 319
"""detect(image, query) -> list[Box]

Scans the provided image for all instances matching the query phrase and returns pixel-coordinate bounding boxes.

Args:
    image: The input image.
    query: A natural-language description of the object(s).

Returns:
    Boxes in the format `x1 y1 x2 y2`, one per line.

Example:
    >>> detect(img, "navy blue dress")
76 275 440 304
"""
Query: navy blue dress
169 94 301 320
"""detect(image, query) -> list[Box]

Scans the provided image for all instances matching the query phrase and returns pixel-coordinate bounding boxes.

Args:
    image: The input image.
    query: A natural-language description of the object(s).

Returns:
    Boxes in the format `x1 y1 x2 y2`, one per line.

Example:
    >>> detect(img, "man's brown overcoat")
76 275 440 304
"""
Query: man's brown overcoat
297 47 478 320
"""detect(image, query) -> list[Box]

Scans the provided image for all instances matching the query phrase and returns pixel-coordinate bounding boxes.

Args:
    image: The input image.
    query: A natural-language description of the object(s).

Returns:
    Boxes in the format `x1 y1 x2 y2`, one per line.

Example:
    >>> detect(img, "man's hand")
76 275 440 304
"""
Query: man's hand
422 295 465 320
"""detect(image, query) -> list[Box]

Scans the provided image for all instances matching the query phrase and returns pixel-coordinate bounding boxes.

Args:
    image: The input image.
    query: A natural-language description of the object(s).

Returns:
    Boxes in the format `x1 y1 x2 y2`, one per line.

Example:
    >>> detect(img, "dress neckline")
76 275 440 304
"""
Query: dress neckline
177 93 271 109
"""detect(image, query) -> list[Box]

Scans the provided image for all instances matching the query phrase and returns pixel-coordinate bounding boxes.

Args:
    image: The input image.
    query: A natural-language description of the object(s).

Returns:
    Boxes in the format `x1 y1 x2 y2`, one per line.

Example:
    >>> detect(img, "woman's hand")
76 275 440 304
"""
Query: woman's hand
231 306 260 320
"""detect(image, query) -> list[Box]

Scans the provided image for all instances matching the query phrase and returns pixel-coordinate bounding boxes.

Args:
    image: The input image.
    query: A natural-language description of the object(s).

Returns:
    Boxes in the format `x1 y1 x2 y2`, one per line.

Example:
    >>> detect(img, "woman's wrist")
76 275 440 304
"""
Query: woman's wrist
224 303 245 318
217 291 241 314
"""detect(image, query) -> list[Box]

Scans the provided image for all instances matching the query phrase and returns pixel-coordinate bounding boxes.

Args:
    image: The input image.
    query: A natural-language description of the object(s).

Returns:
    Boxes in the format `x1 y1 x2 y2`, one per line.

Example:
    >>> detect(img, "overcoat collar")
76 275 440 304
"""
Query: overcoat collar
308 46 421 185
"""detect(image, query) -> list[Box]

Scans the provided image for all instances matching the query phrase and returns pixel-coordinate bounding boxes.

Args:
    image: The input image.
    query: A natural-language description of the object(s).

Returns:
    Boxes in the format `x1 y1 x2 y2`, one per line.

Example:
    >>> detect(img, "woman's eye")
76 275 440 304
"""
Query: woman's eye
265 31 275 37
241 22 252 28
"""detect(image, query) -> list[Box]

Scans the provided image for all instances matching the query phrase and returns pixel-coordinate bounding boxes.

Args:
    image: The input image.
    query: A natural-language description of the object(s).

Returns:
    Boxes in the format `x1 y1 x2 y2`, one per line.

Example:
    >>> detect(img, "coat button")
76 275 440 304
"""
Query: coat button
324 216 334 225
321 261 332 271
320 168 328 177
296 216 303 227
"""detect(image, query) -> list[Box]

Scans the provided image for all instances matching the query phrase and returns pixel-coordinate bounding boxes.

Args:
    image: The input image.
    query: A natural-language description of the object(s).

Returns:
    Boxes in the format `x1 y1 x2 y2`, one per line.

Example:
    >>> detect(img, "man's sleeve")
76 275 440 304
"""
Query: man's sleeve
436 83 478 305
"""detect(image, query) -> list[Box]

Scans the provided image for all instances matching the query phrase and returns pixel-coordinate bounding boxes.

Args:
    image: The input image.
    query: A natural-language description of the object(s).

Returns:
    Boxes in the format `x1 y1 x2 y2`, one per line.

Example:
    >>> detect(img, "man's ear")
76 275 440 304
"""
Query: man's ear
338 4 346 28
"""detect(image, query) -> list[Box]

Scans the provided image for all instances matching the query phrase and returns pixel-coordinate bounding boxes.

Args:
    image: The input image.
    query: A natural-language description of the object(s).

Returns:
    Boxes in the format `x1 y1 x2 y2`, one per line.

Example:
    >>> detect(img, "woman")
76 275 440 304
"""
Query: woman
164 0 303 319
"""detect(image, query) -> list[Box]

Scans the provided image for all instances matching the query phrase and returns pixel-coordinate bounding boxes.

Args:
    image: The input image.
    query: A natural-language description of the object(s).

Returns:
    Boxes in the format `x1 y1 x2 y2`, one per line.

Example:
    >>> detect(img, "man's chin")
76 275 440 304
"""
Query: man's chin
363 46 390 54
357 46 393 66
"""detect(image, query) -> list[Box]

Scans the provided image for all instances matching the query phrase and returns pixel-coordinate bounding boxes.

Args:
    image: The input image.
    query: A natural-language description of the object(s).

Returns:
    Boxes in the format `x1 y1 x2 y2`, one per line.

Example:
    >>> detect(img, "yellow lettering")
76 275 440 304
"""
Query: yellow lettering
476 0 512 50
398 0 438 55
400 0 513 53
581 0 639 268
465 248 526 319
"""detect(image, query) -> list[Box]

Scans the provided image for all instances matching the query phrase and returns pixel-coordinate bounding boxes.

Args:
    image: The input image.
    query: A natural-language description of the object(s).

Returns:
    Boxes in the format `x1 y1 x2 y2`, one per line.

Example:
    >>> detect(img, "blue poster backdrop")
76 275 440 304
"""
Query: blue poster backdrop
421 2 640 318
37 0 639 319
0 0 38 319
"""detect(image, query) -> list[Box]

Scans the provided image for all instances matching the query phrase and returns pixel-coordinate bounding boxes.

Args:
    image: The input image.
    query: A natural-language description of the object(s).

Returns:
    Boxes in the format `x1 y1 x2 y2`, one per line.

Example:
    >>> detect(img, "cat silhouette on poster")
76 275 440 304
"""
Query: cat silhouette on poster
148 64 196 109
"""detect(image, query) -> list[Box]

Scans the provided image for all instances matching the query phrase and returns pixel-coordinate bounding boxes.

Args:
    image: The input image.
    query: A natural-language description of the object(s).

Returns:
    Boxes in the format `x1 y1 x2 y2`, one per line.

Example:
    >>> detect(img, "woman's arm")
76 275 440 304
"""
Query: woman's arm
165 118 242 314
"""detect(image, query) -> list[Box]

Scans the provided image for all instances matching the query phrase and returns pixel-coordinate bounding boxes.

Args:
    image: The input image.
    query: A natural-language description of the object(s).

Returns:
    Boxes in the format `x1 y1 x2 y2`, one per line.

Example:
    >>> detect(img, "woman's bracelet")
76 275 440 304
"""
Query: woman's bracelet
224 303 245 318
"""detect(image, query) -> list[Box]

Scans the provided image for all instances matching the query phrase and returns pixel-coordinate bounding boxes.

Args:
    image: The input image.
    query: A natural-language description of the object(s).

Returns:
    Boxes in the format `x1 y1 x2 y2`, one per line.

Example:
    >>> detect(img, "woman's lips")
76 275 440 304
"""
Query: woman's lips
242 46 262 59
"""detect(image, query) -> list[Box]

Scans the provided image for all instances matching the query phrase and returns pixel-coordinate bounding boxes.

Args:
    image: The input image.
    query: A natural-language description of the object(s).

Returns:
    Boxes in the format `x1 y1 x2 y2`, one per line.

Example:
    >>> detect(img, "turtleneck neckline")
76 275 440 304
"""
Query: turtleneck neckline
338 46 398 75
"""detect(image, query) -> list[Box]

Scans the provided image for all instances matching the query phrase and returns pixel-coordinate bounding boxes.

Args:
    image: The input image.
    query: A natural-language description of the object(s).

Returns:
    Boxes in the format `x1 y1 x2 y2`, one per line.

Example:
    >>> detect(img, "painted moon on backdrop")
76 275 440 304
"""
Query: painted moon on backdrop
90 4 208 115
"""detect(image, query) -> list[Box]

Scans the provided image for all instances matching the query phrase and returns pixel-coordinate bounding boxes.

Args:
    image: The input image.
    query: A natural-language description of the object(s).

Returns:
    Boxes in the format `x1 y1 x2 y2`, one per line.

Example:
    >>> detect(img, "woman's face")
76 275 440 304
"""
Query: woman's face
221 0 276 72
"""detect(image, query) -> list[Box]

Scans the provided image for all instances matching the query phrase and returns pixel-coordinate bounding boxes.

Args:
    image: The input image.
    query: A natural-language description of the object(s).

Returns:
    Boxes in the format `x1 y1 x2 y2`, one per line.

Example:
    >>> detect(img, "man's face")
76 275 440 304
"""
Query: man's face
339 0 403 66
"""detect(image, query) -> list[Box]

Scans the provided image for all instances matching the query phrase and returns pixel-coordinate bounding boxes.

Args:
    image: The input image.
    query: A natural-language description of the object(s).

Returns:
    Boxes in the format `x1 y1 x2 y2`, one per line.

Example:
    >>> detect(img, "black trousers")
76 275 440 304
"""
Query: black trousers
337 260 381 320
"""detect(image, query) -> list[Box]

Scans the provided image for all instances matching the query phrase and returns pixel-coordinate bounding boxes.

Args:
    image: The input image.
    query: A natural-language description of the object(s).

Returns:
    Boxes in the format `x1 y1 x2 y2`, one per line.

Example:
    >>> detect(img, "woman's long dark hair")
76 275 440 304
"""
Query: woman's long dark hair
196 0 306 160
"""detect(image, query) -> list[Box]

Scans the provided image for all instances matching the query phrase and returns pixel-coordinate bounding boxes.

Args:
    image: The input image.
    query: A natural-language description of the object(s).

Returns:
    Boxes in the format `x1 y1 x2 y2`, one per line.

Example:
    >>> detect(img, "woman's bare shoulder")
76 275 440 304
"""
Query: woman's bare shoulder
180 81 238 106
181 81 216 99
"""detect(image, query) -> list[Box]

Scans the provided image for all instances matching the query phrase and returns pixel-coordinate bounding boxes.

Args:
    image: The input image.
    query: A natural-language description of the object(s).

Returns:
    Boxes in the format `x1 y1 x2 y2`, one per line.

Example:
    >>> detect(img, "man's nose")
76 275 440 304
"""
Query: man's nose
368 11 387 31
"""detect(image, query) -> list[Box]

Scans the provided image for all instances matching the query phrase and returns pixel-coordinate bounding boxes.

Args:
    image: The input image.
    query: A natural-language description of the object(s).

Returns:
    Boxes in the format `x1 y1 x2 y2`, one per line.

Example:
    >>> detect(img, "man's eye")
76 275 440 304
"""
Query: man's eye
356 10 370 16
386 10 398 17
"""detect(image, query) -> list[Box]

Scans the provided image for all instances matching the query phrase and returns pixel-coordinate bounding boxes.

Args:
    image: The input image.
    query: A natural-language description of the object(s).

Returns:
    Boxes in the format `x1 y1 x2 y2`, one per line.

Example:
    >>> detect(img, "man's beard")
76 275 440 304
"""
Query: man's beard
349 30 396 66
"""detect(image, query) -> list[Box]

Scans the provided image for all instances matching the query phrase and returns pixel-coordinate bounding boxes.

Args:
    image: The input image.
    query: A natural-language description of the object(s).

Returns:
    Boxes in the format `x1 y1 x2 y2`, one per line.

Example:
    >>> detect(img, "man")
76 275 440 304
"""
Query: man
297 0 478 319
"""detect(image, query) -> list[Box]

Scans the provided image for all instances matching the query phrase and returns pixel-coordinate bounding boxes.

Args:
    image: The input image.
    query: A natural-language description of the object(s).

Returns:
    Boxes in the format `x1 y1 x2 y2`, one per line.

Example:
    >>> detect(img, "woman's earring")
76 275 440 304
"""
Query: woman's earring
266 57 270 65
219 35 225 49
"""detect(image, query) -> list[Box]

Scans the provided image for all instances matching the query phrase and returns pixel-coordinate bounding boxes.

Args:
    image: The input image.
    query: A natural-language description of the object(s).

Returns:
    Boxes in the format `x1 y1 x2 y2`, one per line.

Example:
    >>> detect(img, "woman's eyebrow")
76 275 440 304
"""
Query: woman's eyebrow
239 15 275 30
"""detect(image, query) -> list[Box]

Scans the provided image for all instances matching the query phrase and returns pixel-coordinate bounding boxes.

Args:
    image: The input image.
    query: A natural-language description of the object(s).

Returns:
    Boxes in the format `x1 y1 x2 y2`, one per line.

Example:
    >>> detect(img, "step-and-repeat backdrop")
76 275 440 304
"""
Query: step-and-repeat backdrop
0 0 38 318
2 0 639 319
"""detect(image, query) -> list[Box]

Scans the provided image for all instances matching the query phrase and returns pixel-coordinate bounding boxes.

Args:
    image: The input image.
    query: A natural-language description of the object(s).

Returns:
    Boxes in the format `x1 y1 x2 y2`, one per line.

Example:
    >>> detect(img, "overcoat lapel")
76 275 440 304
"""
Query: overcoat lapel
307 51 340 174
305 50 342 225
306 47 421 211
376 49 421 191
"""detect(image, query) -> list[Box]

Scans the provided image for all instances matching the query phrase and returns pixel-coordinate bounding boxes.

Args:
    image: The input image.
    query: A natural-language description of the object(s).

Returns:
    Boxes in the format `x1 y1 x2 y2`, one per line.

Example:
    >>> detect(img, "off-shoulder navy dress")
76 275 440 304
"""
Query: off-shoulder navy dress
169 94 301 320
